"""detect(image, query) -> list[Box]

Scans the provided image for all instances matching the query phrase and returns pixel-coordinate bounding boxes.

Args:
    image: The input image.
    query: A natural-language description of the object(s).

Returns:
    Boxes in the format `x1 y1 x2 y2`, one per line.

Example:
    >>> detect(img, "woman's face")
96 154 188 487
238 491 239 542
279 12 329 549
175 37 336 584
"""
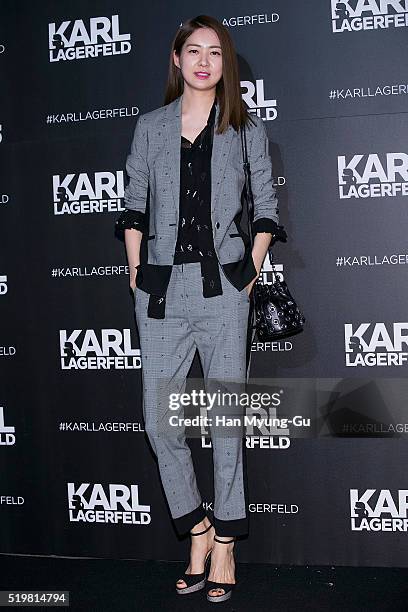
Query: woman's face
174 27 223 93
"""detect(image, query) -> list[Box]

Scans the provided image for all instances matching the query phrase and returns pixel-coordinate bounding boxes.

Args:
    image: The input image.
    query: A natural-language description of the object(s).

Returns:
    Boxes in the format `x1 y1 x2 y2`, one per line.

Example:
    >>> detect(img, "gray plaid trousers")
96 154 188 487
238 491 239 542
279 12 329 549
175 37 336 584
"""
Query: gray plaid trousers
134 261 250 533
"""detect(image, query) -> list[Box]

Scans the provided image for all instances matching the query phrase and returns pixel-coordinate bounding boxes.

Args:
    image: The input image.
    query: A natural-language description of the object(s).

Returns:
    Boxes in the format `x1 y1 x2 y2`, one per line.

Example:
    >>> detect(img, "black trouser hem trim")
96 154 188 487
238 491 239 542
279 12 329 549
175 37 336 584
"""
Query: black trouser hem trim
213 515 249 537
173 503 207 536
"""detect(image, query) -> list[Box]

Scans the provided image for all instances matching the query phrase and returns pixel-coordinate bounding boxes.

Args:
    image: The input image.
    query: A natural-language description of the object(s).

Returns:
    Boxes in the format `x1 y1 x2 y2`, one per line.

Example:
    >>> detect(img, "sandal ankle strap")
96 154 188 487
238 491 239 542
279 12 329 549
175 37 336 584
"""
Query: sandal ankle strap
214 536 235 544
190 521 213 536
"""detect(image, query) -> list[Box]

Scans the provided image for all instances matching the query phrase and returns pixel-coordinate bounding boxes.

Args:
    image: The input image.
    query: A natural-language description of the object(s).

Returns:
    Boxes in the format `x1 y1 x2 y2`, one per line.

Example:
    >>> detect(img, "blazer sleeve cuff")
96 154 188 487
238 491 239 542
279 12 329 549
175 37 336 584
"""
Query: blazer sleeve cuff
253 218 288 242
115 209 147 234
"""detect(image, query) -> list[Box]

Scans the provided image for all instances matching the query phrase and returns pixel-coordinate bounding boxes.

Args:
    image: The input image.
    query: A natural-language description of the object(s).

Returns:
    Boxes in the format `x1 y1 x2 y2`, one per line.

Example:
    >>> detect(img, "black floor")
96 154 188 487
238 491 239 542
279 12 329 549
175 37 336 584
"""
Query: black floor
1 555 407 611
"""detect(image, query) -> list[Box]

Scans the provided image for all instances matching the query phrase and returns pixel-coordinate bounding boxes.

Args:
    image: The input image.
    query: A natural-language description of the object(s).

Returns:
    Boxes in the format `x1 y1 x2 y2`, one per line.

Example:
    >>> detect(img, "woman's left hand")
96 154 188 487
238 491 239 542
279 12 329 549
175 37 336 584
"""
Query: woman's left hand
245 258 263 297
246 244 266 297
245 277 257 297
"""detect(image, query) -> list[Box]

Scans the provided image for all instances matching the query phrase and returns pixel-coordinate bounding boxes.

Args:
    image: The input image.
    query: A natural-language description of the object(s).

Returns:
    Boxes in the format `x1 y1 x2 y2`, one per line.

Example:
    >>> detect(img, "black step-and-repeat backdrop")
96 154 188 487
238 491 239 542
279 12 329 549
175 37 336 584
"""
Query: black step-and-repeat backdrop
1 1 408 567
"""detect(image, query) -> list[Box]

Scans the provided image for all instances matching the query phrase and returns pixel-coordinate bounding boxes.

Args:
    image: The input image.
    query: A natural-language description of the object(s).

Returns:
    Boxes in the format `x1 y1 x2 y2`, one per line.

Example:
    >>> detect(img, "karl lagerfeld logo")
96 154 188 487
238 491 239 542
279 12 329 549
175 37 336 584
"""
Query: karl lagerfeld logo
241 79 277 121
244 395 291 449
68 483 151 524
49 15 131 62
0 406 15 446
53 171 125 215
200 391 291 450
59 329 141 370
338 153 408 199
350 489 408 531
345 322 408 367
259 258 284 286
331 0 408 33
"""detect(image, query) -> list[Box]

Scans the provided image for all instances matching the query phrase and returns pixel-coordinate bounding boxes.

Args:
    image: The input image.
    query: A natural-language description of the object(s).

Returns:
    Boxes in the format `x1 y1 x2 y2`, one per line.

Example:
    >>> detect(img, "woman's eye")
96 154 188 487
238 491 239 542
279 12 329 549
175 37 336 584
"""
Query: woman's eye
187 49 221 55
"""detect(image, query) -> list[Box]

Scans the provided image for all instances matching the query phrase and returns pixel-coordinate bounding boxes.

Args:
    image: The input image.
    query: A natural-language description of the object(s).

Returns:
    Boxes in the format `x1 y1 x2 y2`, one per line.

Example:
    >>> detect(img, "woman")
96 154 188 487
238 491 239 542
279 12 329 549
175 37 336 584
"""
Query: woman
115 15 280 603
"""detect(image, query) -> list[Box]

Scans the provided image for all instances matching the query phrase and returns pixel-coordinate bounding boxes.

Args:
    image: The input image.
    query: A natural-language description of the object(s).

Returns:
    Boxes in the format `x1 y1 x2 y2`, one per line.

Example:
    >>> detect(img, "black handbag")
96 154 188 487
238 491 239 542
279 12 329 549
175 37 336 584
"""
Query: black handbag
240 121 306 341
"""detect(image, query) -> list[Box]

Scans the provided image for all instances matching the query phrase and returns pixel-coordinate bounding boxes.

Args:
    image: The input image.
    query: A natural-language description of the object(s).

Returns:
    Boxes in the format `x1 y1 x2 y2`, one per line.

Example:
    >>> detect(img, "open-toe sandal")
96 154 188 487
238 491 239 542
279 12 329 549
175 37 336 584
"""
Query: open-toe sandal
206 536 236 603
176 521 213 595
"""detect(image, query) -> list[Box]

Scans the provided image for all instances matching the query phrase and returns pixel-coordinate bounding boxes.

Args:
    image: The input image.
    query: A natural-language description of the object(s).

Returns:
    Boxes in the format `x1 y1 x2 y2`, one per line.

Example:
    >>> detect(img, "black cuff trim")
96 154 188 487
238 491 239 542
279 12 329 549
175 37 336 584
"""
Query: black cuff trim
115 209 146 234
253 218 287 242
172 503 208 536
213 515 249 537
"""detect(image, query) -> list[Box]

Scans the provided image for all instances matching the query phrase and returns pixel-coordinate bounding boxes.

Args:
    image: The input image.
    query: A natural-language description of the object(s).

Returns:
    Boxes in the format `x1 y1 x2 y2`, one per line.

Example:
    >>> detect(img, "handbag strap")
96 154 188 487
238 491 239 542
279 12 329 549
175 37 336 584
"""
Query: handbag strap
240 121 279 278
240 123 254 248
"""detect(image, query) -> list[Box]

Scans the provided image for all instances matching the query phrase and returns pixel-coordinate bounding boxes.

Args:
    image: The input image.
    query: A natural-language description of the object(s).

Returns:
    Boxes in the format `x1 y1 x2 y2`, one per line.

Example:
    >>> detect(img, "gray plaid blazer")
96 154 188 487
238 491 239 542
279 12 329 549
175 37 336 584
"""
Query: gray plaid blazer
119 93 279 296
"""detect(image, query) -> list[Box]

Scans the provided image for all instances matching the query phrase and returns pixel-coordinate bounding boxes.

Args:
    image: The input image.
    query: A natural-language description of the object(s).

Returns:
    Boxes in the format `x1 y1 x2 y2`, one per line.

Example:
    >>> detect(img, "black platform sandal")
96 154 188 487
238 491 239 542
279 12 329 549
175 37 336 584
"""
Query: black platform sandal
176 521 214 595
206 536 236 603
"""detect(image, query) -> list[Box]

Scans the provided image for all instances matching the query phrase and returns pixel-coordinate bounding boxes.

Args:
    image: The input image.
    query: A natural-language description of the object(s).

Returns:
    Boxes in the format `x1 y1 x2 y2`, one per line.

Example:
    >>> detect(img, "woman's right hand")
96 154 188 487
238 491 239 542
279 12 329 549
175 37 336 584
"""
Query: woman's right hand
129 269 138 292
124 229 142 294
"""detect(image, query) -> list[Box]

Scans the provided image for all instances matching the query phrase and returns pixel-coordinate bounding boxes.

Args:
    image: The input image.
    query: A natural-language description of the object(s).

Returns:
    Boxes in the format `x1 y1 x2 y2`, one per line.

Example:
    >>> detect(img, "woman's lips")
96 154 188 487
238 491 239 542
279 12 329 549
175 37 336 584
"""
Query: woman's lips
194 72 210 79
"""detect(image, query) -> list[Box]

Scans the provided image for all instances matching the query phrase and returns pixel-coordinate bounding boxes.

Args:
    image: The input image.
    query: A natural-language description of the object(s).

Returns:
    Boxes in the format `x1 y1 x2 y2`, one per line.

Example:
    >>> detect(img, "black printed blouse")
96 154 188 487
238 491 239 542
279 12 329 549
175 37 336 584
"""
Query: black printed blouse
173 98 223 299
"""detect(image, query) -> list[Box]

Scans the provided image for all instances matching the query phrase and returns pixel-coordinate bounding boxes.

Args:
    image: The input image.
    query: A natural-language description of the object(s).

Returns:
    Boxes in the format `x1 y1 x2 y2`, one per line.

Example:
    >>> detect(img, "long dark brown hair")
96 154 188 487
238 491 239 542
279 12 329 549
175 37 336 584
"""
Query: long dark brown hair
163 15 256 134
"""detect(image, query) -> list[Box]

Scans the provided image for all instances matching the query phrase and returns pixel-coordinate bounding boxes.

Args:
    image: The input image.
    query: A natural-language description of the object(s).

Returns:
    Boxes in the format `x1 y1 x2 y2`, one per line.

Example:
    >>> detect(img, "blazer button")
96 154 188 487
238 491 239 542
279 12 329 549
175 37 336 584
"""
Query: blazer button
215 222 220 229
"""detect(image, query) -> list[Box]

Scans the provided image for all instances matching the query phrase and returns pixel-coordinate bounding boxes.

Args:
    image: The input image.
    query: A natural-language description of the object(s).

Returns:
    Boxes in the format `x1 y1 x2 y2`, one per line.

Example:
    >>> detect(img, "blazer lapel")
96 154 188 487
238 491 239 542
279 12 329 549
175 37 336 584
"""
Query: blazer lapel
164 94 235 220
164 96 182 219
211 111 234 216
